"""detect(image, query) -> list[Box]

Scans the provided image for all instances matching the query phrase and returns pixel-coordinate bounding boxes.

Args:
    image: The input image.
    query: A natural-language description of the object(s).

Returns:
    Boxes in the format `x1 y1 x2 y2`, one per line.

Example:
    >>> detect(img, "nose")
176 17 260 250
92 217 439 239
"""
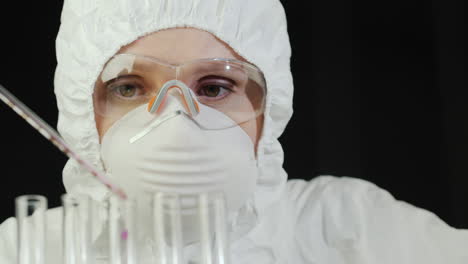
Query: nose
148 80 200 117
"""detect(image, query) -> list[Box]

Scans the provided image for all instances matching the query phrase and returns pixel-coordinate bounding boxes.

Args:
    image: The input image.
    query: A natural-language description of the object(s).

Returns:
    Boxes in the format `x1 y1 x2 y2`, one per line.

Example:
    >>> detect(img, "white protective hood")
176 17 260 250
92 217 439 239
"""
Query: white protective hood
53 1 293 261
54 0 293 211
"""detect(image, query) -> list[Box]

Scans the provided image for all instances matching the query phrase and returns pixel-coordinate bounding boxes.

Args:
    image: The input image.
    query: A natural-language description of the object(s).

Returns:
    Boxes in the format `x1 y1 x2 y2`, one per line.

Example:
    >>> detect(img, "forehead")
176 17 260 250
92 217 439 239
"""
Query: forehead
118 28 240 65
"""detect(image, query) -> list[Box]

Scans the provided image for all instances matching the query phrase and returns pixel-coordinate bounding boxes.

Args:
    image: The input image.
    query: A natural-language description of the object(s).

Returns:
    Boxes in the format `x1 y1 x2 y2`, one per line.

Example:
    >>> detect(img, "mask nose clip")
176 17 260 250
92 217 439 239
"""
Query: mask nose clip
148 80 200 117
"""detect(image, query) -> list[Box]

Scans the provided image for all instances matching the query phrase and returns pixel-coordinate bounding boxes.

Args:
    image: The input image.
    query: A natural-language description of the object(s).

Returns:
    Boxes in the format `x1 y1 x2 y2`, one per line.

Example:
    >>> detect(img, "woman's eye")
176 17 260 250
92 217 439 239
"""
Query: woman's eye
106 81 143 99
116 84 137 98
200 85 229 97
196 77 235 99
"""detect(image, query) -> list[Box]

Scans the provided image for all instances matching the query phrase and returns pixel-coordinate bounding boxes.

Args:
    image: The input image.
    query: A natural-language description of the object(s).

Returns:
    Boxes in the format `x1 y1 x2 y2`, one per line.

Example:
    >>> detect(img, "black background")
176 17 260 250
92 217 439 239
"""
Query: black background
0 1 466 228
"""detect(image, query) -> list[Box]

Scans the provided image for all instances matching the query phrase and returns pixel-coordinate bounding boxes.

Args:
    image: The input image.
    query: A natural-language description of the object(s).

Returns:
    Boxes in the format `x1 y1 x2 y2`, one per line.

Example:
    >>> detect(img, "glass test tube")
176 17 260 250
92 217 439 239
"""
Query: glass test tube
152 192 230 264
108 196 137 264
62 194 93 264
16 195 47 264
153 193 184 264
211 193 229 264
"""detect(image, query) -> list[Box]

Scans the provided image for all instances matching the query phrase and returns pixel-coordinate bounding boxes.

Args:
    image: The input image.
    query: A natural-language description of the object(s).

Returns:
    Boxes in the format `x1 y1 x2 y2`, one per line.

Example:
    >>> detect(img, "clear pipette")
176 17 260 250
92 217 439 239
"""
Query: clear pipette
0 84 127 199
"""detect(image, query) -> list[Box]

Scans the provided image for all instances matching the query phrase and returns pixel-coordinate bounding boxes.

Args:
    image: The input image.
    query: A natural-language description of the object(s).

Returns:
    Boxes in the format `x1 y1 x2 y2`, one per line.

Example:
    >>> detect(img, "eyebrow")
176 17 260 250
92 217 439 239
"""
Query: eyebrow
181 62 246 75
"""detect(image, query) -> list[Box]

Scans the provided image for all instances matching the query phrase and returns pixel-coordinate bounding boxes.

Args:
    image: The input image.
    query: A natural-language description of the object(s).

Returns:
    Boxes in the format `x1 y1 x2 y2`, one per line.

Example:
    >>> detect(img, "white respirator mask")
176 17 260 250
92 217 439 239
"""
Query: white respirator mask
99 81 260 243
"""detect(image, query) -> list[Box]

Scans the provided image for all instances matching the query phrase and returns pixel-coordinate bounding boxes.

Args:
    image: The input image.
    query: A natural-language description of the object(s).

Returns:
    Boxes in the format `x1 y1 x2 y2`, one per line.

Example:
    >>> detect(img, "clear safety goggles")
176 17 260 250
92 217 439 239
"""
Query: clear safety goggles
93 53 266 129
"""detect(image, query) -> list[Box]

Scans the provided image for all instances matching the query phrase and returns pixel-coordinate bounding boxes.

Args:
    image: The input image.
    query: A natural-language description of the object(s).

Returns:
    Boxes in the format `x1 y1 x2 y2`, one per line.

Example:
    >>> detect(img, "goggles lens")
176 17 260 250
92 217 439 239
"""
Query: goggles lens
94 54 266 129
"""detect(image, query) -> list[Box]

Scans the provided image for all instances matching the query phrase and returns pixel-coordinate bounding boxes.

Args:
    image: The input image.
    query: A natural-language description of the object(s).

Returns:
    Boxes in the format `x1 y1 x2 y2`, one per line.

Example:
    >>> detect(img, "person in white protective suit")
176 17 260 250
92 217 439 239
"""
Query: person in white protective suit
1 0 468 263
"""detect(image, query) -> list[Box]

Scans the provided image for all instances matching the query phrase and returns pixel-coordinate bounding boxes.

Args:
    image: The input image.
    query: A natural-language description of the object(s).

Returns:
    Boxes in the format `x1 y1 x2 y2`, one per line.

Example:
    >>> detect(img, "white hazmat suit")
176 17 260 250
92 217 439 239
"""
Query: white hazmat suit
1 0 468 263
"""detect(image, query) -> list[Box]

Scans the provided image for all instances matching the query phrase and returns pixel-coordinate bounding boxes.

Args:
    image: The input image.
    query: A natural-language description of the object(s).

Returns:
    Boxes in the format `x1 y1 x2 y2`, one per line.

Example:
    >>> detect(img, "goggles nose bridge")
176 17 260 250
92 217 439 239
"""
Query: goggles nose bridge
147 80 200 117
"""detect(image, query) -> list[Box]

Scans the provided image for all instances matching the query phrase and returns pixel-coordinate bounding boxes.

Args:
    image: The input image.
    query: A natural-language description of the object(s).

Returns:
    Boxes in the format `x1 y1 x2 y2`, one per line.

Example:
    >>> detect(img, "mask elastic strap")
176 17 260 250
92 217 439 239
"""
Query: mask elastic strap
147 80 200 117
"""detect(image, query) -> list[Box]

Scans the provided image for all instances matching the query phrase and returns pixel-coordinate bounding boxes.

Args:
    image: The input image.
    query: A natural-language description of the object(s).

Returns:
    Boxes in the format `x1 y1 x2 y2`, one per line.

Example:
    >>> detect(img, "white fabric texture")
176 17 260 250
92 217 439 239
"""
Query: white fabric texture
1 0 468 263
